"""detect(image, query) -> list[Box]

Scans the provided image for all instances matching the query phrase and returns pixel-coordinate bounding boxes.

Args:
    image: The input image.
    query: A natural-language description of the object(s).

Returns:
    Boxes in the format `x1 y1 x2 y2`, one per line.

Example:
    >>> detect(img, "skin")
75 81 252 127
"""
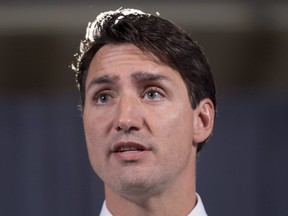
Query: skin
83 44 214 216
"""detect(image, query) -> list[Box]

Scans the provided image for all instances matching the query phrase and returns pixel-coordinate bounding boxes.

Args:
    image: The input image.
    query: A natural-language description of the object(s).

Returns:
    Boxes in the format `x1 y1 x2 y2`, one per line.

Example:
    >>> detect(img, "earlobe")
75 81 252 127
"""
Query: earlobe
193 98 215 144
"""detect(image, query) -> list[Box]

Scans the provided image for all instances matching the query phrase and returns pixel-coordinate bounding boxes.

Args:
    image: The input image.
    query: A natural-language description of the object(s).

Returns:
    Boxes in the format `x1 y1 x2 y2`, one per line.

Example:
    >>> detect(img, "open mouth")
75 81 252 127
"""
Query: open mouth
116 146 145 152
111 142 149 161
112 142 147 153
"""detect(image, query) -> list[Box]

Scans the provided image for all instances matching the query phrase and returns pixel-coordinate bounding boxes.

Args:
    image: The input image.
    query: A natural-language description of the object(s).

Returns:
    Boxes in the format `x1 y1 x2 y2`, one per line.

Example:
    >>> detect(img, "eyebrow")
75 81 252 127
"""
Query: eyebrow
131 71 171 83
86 71 170 91
86 74 120 91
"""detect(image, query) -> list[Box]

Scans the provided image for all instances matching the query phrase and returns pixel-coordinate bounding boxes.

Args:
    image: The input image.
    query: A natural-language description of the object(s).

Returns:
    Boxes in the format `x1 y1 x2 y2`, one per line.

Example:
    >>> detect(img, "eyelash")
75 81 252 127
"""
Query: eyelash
142 86 165 101
93 90 114 105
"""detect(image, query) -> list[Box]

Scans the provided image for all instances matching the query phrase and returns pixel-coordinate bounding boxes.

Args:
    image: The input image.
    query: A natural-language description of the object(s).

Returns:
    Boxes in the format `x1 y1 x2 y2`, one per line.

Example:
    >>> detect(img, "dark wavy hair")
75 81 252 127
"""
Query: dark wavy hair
72 8 216 152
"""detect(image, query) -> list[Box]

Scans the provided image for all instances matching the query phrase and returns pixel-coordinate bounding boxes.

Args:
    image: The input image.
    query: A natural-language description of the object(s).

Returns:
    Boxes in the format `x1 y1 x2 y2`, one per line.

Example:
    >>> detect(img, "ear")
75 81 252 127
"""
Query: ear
193 98 215 144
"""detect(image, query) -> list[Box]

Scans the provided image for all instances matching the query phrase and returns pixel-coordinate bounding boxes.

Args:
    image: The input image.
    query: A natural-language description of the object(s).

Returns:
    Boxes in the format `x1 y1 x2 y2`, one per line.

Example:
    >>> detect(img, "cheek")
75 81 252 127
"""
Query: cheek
83 116 96 145
83 119 107 176
152 106 194 149
83 109 106 145
166 105 193 133
83 116 102 158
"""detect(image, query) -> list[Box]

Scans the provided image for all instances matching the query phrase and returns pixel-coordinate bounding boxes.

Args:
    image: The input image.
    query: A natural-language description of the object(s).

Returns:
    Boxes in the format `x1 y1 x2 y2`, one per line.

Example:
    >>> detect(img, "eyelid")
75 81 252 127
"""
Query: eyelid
146 86 165 95
92 89 115 105
142 86 166 100
88 82 115 100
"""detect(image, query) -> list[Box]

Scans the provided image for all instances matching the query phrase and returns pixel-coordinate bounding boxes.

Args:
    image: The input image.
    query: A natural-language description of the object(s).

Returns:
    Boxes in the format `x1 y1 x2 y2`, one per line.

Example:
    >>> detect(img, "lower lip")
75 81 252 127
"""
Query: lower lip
113 150 148 161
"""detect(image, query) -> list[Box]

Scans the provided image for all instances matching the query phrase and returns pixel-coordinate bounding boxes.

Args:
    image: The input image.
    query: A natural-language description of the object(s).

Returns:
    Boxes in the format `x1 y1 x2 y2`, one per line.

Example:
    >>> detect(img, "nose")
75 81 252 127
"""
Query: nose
115 95 143 132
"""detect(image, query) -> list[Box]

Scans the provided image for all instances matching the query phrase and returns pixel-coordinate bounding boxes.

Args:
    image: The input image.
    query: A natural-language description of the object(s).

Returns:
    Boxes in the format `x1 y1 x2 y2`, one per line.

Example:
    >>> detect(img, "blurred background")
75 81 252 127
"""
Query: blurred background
0 0 287 215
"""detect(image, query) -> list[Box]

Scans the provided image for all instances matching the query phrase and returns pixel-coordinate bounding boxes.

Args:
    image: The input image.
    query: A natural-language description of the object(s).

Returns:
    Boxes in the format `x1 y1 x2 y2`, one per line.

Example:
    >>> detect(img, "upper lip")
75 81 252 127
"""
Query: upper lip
111 141 149 153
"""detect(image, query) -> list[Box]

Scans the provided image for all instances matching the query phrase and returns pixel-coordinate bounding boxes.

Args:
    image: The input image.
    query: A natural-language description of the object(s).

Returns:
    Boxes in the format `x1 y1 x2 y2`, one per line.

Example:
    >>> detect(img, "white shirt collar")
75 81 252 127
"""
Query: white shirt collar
99 200 112 216
188 193 207 216
99 193 207 216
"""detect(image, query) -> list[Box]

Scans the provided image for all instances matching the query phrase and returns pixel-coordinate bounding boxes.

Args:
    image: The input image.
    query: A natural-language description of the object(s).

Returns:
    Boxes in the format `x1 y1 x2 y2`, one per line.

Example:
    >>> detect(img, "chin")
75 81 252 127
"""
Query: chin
108 174 162 198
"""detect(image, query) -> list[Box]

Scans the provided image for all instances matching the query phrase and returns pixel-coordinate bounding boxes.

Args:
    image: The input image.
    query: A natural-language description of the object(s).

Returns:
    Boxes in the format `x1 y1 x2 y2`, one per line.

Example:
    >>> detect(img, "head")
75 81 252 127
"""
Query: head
73 9 217 203
73 8 216 153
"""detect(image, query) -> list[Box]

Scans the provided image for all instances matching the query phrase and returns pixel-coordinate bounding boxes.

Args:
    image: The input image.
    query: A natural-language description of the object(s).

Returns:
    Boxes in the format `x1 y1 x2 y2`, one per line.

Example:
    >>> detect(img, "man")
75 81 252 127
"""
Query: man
72 8 216 216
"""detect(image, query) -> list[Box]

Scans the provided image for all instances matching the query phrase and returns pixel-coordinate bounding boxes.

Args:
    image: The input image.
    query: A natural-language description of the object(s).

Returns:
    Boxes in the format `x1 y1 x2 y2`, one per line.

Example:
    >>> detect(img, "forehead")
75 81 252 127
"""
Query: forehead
85 44 192 101
86 43 184 87
90 44 160 69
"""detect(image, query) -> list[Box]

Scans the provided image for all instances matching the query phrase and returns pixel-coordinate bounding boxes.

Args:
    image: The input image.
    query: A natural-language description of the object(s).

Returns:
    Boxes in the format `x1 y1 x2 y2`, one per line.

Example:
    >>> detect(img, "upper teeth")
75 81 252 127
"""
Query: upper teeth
118 146 140 152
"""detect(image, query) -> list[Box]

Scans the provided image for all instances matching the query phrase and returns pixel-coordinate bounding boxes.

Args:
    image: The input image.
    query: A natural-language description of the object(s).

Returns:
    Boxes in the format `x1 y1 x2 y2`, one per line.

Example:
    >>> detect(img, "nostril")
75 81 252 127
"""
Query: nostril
116 126 122 131
116 124 140 132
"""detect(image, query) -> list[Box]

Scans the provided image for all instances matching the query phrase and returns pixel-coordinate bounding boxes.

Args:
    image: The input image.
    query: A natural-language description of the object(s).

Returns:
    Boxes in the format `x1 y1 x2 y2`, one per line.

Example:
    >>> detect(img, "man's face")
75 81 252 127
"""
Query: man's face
83 44 200 197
